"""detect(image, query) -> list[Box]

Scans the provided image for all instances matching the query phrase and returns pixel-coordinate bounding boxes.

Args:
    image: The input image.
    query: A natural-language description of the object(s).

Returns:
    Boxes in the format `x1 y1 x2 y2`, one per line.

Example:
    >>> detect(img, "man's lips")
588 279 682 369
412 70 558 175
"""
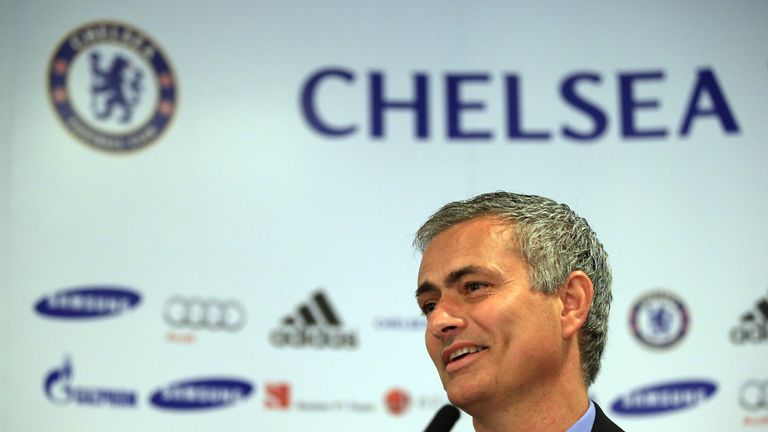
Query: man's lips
441 343 489 366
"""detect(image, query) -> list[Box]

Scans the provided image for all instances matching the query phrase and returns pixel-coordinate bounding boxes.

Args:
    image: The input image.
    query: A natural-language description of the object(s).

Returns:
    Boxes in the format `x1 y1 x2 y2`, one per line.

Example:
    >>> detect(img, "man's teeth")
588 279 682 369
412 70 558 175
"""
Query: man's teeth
449 346 486 362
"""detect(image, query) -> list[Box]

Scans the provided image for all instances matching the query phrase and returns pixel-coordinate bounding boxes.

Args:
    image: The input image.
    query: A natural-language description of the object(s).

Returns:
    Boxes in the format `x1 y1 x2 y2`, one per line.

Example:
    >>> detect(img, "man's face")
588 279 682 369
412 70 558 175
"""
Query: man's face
416 217 566 410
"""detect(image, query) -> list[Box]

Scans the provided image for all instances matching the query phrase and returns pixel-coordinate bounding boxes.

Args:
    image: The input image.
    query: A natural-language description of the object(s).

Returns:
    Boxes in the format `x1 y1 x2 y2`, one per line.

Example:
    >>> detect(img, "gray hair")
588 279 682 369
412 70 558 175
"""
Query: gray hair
414 191 612 387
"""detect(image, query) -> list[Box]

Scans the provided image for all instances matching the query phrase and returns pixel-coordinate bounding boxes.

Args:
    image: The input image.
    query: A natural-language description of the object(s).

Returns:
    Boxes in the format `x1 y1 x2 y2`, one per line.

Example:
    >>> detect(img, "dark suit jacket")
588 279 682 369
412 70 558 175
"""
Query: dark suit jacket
592 402 624 432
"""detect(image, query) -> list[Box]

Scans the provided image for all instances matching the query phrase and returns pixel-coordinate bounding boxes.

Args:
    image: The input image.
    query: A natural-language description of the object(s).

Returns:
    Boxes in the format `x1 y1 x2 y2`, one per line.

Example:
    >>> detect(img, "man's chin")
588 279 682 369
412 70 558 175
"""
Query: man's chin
444 380 487 412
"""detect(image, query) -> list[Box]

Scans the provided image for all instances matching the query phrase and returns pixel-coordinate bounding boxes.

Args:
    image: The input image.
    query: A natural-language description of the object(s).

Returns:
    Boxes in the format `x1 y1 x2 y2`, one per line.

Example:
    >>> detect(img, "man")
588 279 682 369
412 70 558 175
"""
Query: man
414 192 623 432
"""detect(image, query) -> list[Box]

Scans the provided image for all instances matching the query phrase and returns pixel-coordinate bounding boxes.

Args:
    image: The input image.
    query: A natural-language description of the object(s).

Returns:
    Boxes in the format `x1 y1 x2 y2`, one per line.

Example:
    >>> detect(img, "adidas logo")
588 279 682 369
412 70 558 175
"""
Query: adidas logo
269 290 358 349
730 292 768 344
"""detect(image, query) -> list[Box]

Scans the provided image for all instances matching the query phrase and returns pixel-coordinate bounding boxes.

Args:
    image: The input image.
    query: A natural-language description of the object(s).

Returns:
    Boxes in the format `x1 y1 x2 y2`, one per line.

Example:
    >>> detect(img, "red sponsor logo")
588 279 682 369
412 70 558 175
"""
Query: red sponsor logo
265 382 291 409
384 388 410 415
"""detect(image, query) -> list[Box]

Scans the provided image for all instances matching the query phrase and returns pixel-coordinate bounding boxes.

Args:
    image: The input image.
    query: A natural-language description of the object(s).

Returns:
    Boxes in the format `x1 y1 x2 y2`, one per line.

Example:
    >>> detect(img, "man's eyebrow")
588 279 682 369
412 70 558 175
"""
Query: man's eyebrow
415 281 438 299
415 265 489 298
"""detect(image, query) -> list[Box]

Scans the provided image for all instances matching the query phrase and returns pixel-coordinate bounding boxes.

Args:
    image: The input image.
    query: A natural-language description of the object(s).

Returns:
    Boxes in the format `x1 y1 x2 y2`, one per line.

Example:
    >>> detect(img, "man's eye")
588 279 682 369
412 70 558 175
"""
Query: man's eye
466 282 486 292
420 302 436 316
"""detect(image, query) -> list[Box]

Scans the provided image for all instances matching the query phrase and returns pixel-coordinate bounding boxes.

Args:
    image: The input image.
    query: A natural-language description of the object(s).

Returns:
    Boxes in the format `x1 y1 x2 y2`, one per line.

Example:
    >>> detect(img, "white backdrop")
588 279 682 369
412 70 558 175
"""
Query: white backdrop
2 1 768 431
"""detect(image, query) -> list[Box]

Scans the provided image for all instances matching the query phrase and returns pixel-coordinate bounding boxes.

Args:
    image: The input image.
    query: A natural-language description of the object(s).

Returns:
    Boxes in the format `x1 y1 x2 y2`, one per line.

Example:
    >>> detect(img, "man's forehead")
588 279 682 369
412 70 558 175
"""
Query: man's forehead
417 217 522 281
422 216 518 254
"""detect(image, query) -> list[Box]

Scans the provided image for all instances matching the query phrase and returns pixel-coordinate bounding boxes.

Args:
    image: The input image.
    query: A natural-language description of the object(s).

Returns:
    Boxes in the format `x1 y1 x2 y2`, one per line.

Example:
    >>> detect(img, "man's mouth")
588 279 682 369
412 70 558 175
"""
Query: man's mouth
444 345 488 365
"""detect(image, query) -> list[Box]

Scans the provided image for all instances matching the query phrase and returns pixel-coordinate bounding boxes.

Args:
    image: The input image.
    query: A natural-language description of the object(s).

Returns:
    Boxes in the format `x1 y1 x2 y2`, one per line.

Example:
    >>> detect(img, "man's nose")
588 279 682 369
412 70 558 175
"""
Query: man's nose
427 296 465 338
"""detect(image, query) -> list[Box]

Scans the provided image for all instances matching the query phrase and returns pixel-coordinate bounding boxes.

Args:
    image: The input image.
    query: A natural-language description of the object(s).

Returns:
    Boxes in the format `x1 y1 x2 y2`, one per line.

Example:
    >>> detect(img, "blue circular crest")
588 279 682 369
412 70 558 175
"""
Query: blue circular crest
48 21 177 152
630 290 689 349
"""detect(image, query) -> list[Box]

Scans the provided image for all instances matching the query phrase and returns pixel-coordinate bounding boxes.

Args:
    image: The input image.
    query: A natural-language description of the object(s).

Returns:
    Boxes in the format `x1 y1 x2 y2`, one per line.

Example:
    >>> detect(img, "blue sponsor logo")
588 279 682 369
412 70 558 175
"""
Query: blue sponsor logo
35 286 141 319
612 380 717 415
150 378 254 410
44 356 137 407
373 316 426 331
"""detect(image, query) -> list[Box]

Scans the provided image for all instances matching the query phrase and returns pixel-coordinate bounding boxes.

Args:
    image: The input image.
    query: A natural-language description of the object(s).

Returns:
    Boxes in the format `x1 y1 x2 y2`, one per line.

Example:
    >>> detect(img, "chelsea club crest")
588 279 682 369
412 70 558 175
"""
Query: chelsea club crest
48 21 177 152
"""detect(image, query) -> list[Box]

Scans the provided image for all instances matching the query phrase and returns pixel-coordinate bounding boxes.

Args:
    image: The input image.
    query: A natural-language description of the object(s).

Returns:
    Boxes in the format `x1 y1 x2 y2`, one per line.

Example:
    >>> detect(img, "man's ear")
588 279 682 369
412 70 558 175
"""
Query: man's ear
560 270 594 339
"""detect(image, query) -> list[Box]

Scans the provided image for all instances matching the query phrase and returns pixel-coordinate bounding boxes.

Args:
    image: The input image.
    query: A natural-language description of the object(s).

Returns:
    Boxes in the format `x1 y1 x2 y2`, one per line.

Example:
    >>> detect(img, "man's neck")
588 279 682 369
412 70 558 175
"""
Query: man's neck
469 381 589 432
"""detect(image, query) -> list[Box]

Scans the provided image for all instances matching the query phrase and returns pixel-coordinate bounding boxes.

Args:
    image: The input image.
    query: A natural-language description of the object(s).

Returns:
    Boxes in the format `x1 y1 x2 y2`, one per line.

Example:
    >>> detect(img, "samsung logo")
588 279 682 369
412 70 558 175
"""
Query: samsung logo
150 378 253 410
612 380 717 415
35 286 141 319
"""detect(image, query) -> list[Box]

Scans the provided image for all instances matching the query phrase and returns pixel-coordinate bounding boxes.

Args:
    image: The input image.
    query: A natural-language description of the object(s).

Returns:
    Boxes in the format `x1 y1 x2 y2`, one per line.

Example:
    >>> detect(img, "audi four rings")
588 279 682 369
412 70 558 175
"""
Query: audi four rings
163 297 246 331
740 380 768 411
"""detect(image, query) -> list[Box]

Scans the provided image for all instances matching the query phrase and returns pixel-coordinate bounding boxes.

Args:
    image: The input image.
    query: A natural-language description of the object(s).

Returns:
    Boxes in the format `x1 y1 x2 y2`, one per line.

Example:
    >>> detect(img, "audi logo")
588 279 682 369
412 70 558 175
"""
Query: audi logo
163 297 246 331
740 380 768 411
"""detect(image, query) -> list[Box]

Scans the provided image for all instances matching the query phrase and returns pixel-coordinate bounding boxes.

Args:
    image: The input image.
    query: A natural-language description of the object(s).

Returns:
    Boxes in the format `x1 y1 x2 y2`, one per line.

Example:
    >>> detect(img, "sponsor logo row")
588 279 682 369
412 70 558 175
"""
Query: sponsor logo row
34 285 768 347
43 356 768 426
35 287 367 349
43 355 424 413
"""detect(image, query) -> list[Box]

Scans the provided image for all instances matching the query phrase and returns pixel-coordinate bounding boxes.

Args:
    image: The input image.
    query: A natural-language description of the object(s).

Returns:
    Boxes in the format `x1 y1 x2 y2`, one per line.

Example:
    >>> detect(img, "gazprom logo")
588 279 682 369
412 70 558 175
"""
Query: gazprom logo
150 378 253 411
611 380 717 415
43 355 137 407
35 286 141 319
